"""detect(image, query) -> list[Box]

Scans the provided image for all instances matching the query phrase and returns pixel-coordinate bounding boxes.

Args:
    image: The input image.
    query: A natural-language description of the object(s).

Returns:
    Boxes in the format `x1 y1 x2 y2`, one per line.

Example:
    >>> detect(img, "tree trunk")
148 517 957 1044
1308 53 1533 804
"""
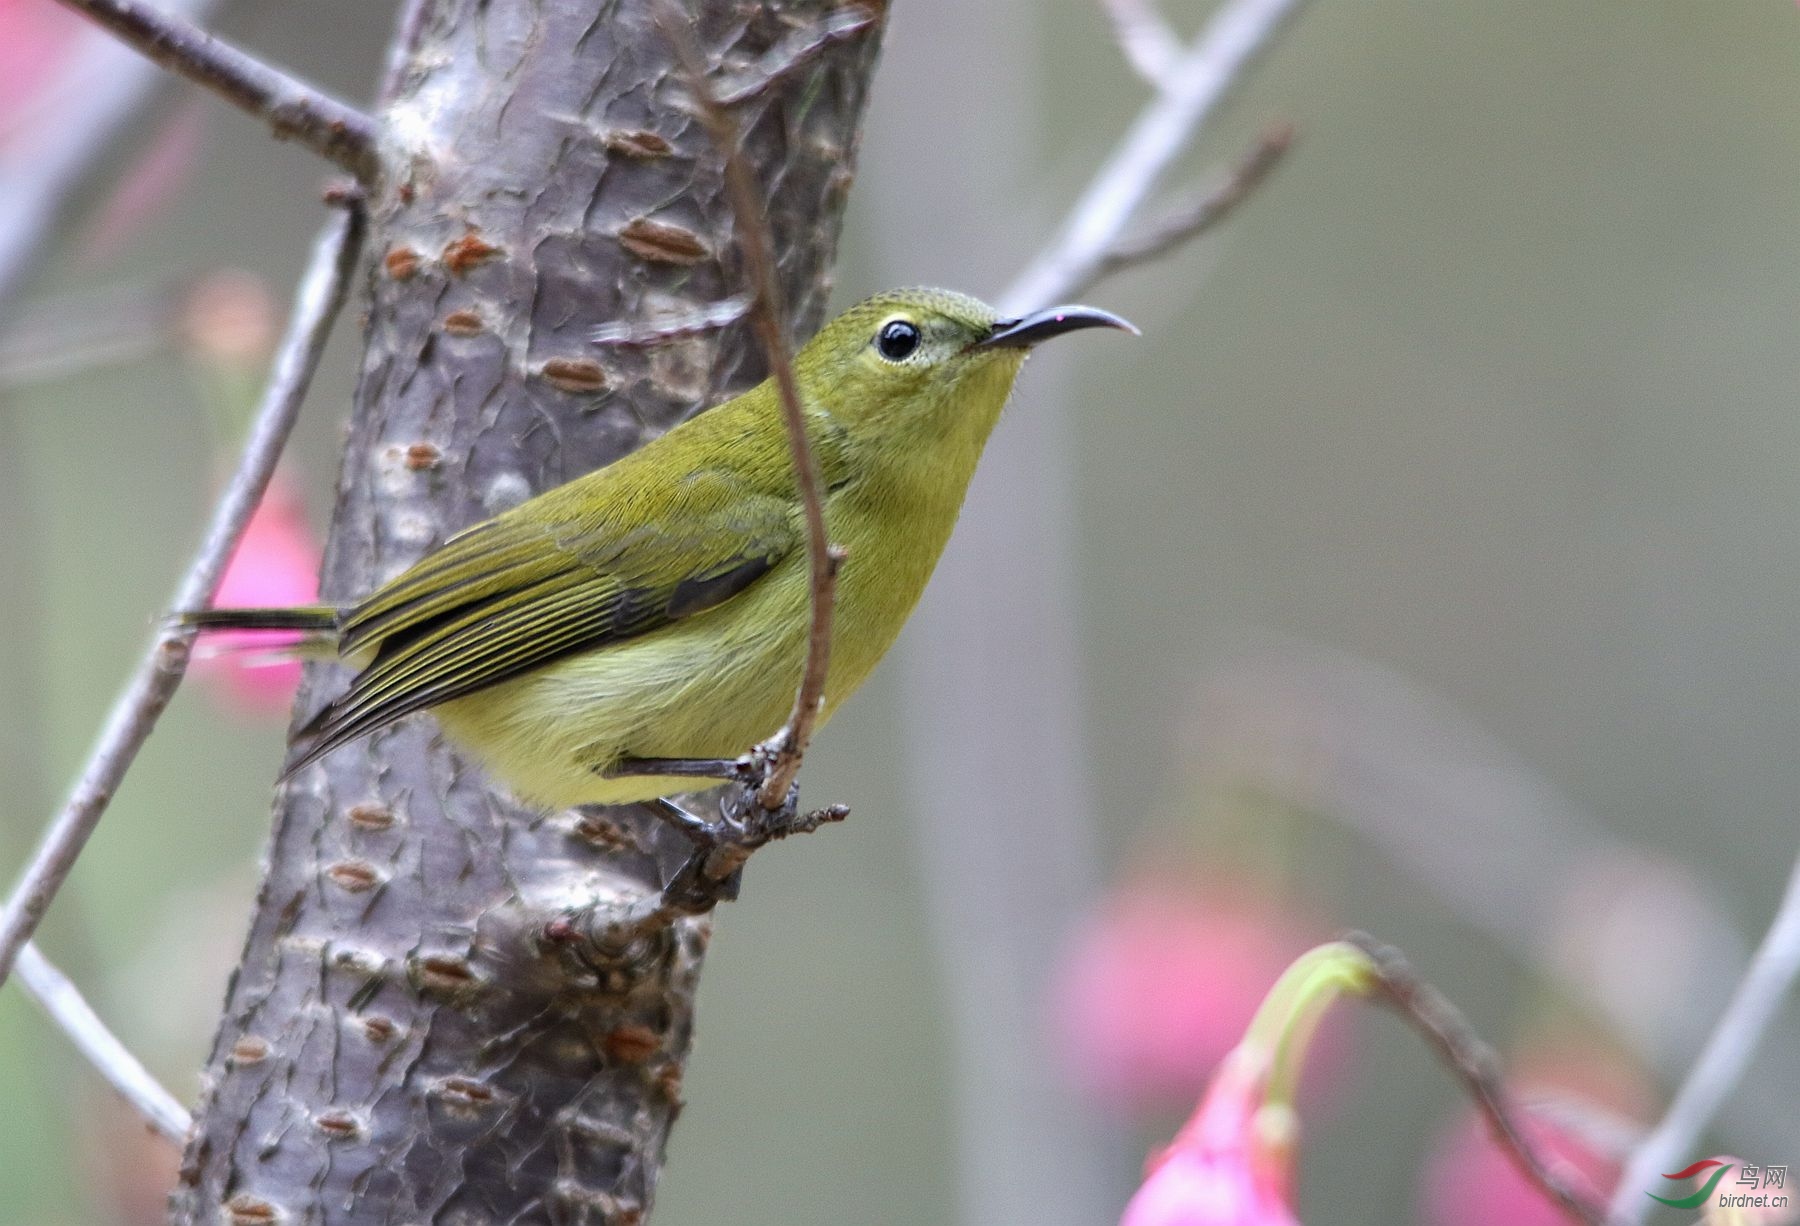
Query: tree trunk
172 3 885 1221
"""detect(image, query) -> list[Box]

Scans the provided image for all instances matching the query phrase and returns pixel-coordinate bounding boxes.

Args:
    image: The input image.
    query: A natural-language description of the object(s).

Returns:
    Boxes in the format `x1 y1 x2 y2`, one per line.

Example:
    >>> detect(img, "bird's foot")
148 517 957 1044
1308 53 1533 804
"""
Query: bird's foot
645 747 848 912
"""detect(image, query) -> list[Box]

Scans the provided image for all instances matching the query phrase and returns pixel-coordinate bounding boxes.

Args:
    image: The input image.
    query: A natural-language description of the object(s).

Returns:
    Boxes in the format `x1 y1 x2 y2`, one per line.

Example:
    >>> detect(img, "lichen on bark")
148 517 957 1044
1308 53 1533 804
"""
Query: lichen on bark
172 3 886 1221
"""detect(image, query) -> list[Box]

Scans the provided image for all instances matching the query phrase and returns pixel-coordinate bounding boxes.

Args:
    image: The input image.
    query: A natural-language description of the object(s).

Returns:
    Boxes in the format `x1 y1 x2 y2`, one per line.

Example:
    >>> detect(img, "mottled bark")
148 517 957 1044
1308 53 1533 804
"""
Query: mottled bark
172 3 884 1222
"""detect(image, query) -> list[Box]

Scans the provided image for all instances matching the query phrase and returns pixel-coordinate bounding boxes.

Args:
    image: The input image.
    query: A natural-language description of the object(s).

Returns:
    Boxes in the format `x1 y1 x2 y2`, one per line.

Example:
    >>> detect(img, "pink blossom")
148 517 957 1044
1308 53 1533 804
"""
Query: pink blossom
1119 941 1378 1226
1053 873 1337 1113
1122 1049 1300 1226
193 473 321 714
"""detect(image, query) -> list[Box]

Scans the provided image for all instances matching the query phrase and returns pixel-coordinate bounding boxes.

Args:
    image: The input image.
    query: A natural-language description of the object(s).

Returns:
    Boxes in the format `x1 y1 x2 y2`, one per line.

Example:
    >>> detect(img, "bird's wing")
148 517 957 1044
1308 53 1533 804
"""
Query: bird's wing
285 468 797 774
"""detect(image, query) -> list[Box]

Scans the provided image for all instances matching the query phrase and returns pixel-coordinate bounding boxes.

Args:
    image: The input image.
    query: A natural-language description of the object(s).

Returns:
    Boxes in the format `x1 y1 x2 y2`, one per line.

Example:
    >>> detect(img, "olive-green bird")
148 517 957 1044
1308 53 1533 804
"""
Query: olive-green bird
185 289 1134 810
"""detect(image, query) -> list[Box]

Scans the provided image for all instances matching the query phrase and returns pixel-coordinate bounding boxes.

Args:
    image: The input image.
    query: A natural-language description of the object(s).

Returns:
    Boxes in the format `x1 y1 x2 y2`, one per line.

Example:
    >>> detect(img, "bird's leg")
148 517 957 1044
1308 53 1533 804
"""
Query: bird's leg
606 755 760 786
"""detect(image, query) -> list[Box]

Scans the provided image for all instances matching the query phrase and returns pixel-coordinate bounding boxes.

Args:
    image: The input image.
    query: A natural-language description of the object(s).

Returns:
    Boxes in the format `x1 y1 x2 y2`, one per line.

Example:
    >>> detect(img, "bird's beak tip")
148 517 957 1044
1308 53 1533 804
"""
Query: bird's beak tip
977 304 1140 349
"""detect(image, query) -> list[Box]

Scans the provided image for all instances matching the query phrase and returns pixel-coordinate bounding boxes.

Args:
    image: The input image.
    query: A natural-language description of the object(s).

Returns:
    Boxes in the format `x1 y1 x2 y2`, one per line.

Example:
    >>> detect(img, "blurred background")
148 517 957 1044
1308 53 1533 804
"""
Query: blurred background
2 1 1798 1223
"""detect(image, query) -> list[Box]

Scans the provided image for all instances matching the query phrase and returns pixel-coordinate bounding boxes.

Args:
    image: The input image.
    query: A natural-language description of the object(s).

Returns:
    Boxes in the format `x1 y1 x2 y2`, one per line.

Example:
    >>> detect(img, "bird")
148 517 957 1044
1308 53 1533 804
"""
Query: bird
183 288 1135 811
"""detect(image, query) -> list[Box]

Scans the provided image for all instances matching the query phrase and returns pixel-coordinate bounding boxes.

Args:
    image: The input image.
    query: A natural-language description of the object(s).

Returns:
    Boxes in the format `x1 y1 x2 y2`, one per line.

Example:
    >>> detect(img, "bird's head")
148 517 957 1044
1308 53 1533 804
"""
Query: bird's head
794 288 1136 444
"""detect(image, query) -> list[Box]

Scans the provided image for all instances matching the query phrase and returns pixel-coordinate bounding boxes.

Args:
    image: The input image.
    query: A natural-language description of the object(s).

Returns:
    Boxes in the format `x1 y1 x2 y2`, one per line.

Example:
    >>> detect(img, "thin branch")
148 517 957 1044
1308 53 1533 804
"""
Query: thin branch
1608 845 1800 1224
1346 933 1615 1226
658 3 842 813
1001 0 1308 315
14 942 190 1143
54 0 380 181
1088 121 1294 284
0 208 363 989
1096 0 1183 90
0 0 221 315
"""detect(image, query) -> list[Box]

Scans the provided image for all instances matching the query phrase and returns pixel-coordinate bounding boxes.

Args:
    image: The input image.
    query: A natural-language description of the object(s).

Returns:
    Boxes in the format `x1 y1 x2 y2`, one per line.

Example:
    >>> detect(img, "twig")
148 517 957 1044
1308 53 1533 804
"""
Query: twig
1089 122 1294 283
1346 933 1614 1226
657 3 842 813
1608 845 1800 1224
1096 0 1183 90
0 208 363 989
14 942 190 1143
54 0 380 181
1001 0 1307 315
0 0 221 315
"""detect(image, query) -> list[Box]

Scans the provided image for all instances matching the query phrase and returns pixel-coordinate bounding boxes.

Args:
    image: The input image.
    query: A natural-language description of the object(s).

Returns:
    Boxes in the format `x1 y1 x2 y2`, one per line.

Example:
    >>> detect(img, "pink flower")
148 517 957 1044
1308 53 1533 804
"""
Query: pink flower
1053 873 1338 1114
1119 941 1378 1226
1122 1049 1300 1226
193 473 321 714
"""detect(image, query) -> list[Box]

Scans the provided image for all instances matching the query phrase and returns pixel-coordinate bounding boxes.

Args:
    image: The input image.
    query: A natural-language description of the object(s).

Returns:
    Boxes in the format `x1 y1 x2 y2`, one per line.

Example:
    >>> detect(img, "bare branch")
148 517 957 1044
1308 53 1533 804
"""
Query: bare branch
0 0 221 314
15 942 190 1144
1346 933 1615 1226
1088 121 1294 287
1097 0 1183 90
658 3 842 814
54 0 380 181
1001 0 1308 315
0 208 363 989
1608 845 1800 1224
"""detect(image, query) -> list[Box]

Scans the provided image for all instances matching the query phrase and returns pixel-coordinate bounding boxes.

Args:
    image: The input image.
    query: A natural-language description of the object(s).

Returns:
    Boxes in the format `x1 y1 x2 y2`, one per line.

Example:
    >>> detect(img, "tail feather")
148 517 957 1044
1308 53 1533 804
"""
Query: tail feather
177 605 343 634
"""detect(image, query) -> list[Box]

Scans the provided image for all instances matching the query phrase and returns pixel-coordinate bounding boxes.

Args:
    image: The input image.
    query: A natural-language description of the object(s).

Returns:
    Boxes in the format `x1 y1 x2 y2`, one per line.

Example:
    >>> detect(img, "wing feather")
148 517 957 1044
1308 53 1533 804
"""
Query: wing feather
285 470 796 777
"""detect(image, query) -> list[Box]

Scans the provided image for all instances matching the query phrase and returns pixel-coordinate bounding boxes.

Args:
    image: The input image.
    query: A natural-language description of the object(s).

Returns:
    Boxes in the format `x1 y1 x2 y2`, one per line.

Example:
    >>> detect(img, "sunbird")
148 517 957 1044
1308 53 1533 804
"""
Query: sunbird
185 289 1135 810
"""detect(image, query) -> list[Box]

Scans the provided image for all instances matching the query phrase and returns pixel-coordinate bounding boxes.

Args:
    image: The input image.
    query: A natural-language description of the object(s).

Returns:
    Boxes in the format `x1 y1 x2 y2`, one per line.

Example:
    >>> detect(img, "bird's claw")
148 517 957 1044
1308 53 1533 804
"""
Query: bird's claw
652 752 846 912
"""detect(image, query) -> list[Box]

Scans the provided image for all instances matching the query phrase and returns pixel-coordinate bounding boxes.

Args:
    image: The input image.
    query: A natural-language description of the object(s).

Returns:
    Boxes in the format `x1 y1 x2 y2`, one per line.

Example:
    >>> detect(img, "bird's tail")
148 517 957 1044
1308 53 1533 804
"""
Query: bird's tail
177 604 343 635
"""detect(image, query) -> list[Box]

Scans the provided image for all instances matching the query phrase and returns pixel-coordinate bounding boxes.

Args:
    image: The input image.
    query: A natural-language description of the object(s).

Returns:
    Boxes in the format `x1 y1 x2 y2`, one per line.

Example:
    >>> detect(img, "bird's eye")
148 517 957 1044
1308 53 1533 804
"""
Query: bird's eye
876 319 922 361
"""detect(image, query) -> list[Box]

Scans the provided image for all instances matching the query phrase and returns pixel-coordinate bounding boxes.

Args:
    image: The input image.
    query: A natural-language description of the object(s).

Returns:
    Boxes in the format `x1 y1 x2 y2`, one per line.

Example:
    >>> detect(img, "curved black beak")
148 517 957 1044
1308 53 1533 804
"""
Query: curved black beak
974 304 1140 349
